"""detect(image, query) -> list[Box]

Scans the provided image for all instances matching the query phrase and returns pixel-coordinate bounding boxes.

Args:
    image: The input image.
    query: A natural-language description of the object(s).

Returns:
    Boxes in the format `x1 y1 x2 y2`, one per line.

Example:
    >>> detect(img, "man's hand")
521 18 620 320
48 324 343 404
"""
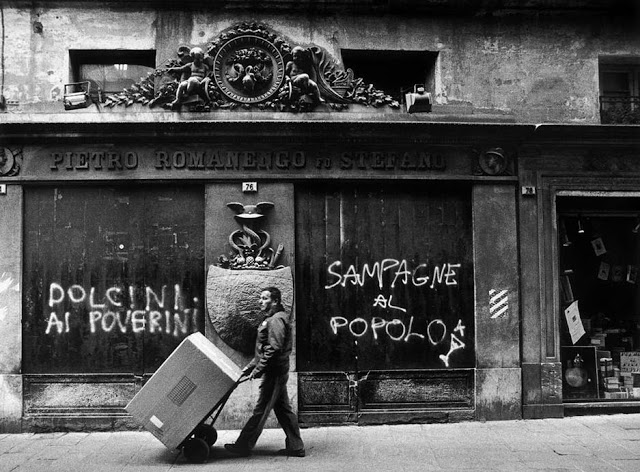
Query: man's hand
249 369 262 380
241 364 255 377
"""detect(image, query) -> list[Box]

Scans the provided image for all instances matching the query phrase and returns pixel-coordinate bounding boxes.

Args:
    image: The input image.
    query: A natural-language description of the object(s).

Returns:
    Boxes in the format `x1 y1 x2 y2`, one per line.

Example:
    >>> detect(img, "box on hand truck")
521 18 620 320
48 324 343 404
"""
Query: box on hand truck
126 332 245 463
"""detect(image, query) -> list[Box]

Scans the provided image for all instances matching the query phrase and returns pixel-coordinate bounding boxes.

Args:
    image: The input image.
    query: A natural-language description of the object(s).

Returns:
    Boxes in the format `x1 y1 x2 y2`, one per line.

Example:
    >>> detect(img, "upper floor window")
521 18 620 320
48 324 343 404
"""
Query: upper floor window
599 58 640 124
70 50 156 102
341 49 437 104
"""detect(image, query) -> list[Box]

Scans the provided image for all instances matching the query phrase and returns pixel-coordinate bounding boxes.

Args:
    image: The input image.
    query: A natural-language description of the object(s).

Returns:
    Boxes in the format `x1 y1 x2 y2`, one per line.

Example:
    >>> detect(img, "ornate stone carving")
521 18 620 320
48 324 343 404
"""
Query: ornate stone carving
219 201 284 270
0 147 22 177
163 47 212 109
213 35 286 104
475 147 511 176
206 265 293 354
107 22 399 112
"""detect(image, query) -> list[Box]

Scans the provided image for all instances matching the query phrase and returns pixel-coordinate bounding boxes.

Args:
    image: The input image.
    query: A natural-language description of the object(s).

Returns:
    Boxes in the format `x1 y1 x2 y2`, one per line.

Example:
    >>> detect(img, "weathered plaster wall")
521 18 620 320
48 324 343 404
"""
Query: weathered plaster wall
3 5 155 110
0 185 23 432
473 185 521 420
2 5 639 122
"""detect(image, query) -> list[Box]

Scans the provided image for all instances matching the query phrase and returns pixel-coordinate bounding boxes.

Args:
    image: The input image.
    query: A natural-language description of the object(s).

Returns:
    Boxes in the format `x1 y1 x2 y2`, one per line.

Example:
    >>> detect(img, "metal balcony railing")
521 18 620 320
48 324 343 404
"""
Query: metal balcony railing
600 95 640 124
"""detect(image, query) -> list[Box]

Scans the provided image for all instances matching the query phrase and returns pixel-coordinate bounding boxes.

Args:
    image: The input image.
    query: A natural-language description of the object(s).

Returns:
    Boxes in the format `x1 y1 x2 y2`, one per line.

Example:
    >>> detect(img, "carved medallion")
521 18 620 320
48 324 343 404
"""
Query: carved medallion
0 147 22 177
478 147 509 176
213 35 286 104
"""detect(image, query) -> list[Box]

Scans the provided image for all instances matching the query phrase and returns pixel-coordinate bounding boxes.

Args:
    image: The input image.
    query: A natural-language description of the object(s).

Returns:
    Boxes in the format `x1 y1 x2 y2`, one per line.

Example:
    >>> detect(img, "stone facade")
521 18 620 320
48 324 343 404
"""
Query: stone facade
1 1 640 433
3 3 639 122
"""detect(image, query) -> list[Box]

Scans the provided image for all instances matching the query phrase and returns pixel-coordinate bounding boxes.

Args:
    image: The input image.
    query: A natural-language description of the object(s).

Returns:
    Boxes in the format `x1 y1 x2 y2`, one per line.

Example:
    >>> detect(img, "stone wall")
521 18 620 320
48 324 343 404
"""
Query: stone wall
2 4 639 122
0 185 23 433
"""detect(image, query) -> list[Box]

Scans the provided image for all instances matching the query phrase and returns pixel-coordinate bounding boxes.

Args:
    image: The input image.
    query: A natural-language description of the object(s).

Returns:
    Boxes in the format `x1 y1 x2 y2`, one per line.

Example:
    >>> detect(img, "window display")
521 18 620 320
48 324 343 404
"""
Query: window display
558 198 640 402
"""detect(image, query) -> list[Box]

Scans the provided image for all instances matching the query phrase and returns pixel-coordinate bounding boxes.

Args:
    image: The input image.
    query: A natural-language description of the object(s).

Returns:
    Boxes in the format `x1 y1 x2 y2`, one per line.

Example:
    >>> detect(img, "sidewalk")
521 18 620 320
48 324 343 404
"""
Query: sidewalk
1 414 639 471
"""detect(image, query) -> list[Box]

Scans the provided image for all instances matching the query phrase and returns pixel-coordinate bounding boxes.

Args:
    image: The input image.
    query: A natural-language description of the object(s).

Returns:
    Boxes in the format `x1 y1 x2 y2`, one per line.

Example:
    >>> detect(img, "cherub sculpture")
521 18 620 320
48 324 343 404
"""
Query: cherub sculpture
163 47 212 109
285 46 323 106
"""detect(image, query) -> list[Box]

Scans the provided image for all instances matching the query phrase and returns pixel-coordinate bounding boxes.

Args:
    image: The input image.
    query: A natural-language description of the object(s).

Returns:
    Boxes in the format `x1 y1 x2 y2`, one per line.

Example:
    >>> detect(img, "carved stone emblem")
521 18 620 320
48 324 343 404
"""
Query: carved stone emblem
206 265 293 355
0 148 22 177
476 147 510 176
213 35 286 104
218 201 284 270
208 199 290 355
108 22 400 112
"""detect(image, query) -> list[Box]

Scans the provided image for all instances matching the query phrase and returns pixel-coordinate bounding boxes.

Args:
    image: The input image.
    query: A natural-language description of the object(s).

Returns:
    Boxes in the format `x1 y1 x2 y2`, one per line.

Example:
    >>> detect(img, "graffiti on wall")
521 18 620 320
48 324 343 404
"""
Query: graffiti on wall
325 258 468 368
325 259 461 290
45 282 200 337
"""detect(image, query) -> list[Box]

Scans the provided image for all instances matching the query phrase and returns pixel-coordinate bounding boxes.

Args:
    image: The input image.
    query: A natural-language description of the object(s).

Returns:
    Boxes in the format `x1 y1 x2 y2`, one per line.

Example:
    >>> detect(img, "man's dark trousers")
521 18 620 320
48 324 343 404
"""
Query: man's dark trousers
235 371 304 451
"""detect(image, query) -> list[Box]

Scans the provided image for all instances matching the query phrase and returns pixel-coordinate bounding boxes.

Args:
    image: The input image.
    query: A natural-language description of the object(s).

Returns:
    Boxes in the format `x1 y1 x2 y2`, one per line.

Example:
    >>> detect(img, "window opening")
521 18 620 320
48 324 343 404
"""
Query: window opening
70 50 156 102
558 197 640 403
599 57 640 124
341 49 437 102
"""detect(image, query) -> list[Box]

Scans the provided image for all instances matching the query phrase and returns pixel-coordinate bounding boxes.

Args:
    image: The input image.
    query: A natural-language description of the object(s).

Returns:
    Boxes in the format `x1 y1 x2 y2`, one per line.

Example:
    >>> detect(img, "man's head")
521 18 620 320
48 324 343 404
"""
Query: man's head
259 286 282 313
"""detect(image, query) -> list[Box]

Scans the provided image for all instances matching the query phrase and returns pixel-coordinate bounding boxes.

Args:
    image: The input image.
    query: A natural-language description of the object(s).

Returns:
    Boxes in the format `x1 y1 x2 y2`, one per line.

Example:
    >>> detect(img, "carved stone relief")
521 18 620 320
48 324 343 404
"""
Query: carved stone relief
207 200 291 355
0 148 23 177
474 147 512 176
218 201 283 270
105 22 399 112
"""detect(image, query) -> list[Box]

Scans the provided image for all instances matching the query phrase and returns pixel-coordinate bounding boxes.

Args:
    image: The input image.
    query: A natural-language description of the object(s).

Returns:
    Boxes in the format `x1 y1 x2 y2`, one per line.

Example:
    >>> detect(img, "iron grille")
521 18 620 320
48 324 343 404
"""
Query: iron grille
600 95 640 124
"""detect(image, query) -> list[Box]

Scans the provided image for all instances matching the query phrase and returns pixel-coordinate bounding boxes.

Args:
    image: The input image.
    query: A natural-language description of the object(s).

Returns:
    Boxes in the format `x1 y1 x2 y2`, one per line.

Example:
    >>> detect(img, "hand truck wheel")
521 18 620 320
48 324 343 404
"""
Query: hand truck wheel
183 437 210 463
194 423 218 446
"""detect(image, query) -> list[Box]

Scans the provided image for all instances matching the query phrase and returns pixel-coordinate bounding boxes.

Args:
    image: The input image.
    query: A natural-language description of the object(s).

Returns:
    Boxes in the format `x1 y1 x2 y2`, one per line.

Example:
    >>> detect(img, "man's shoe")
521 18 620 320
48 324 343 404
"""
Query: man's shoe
224 443 251 457
278 448 306 457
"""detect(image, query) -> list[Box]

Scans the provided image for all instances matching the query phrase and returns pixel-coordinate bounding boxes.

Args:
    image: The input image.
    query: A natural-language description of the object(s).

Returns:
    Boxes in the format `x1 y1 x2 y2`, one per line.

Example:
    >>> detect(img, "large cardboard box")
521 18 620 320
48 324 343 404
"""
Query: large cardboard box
126 332 242 450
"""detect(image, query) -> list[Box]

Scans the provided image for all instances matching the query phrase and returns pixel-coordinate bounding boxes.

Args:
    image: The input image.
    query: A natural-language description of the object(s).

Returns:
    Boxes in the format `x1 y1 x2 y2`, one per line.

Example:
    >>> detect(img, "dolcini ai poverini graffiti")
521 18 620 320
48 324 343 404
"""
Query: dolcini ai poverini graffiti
45 283 199 337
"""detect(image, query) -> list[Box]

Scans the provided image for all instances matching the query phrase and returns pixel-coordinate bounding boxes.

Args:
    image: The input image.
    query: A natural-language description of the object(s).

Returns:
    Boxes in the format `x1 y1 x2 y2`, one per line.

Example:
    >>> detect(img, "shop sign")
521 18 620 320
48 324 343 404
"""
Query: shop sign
46 149 449 174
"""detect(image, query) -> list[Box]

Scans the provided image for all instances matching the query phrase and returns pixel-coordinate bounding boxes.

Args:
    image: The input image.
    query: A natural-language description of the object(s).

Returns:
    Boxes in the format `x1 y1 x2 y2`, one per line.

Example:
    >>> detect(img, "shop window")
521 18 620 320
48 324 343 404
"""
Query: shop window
599 58 640 124
341 49 437 102
558 197 640 403
70 50 156 102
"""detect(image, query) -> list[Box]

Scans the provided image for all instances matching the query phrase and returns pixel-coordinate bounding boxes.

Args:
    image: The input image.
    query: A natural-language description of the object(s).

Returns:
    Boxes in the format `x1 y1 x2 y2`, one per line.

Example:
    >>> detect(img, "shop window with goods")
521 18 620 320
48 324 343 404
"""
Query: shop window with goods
558 197 640 403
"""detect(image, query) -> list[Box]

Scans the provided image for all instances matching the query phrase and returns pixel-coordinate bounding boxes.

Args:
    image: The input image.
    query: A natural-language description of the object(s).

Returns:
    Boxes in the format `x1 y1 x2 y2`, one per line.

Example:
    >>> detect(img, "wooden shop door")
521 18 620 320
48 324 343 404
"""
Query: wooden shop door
22 185 204 421
295 182 475 425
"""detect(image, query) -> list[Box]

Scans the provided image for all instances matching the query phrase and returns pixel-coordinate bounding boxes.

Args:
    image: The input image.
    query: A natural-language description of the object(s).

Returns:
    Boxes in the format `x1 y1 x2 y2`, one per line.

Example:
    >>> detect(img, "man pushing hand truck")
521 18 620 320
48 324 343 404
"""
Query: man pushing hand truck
224 286 306 458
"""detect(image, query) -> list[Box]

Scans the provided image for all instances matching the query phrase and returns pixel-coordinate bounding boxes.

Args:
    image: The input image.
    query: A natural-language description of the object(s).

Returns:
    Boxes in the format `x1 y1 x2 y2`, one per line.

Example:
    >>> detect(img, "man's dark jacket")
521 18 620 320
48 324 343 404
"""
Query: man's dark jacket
247 304 292 377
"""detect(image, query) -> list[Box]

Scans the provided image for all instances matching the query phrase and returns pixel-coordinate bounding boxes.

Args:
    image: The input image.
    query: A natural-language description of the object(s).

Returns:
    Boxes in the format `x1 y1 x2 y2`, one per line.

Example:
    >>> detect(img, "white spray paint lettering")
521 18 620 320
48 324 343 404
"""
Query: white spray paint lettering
325 259 460 290
325 258 468 368
329 315 467 368
45 283 199 337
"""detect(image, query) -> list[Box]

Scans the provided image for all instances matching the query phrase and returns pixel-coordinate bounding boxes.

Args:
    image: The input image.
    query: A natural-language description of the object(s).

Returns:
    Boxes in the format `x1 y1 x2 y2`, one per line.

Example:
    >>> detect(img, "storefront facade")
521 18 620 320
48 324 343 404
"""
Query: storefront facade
1 1 639 432
0 120 523 431
519 125 640 419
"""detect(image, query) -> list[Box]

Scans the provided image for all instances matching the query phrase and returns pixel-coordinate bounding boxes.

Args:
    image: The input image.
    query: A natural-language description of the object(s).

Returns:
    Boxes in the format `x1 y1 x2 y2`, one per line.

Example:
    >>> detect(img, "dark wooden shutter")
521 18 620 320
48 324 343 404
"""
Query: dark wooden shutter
23 186 204 375
296 182 474 373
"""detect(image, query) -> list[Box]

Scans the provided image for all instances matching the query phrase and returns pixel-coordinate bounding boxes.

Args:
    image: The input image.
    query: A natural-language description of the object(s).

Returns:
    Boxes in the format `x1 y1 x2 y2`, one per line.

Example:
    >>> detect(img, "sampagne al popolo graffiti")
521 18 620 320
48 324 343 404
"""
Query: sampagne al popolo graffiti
324 258 467 367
